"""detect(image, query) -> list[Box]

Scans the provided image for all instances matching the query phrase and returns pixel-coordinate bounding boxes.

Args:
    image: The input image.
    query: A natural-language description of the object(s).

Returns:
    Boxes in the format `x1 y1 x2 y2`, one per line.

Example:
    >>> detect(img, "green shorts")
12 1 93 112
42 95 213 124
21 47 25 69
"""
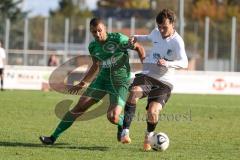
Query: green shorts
82 76 130 108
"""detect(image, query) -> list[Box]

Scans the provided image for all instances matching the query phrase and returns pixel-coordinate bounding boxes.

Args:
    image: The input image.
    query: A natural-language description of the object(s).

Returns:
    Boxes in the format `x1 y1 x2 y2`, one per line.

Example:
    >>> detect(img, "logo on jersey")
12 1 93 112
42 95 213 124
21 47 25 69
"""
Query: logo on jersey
153 53 162 60
103 41 118 53
101 56 117 68
165 49 175 61
167 49 173 56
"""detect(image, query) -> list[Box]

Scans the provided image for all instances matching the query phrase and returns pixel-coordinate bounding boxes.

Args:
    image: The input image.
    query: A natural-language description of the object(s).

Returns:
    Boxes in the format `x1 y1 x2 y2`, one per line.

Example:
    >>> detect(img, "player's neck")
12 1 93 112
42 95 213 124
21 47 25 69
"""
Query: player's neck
97 33 108 44
163 30 175 39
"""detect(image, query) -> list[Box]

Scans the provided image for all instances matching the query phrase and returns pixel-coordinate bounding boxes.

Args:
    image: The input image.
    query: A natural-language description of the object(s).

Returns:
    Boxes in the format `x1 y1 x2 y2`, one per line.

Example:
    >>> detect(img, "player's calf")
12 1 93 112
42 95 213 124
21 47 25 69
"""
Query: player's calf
117 125 123 142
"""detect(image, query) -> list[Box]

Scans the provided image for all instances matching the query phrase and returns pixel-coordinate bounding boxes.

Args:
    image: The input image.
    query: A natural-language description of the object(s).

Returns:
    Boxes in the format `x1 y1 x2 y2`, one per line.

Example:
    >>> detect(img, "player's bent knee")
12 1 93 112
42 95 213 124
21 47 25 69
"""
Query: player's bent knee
128 86 143 104
127 98 138 105
131 86 143 92
107 113 119 124
107 116 119 124
131 86 143 98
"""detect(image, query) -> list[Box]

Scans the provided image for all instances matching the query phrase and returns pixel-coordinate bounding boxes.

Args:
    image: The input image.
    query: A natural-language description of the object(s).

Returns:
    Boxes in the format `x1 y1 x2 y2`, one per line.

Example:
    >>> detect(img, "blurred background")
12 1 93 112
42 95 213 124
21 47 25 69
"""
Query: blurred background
1 3 240 160
1 0 240 93
0 0 239 71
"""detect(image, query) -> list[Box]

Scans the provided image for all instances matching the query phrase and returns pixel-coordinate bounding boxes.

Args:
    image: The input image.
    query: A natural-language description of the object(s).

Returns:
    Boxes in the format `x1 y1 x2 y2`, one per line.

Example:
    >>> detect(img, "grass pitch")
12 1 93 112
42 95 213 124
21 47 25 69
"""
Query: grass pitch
0 90 239 160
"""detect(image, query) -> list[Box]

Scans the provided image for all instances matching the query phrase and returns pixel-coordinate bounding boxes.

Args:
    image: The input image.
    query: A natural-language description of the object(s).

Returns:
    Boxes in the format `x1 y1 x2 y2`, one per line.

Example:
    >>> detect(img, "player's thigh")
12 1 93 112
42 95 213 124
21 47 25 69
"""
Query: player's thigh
108 84 129 109
71 96 97 114
129 74 152 101
82 77 107 102
105 85 126 121
72 80 107 113
146 77 172 110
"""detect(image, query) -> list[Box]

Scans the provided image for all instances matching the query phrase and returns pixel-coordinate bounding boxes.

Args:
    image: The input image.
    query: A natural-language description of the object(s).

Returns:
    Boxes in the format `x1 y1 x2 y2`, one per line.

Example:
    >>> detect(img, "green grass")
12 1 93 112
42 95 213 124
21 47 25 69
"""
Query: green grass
0 90 239 160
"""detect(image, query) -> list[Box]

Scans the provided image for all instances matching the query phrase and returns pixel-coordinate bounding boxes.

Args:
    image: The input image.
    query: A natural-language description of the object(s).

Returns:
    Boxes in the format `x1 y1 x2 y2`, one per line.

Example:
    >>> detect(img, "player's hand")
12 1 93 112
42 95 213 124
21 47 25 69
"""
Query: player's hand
128 36 137 45
68 81 86 95
157 59 168 67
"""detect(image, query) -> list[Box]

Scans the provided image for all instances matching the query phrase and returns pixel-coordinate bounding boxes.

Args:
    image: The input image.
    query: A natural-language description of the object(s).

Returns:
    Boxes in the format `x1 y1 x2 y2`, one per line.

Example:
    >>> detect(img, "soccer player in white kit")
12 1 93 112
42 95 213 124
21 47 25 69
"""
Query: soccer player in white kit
0 40 6 91
120 9 188 151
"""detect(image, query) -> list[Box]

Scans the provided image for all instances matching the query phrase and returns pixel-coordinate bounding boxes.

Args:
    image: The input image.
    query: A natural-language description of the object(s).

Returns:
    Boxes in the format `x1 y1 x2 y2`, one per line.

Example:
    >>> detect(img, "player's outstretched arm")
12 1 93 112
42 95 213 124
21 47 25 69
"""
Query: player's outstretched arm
133 35 150 42
68 58 99 94
132 42 146 63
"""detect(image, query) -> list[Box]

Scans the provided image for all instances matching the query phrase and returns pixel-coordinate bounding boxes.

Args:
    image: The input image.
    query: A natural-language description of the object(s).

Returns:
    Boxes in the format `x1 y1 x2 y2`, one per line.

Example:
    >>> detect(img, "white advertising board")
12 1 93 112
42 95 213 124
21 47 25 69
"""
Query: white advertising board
3 66 240 95
4 66 54 90
172 71 240 95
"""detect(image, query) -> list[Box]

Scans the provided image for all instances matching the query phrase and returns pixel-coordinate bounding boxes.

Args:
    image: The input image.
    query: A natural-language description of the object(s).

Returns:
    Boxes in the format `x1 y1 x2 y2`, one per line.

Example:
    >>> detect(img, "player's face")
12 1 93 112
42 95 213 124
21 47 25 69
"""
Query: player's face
157 19 174 39
90 23 107 43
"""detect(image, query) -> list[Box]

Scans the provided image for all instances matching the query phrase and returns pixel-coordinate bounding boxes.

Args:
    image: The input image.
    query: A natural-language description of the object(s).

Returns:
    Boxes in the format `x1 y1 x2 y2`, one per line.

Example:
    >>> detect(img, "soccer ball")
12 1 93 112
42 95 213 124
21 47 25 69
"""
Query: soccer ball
149 132 170 151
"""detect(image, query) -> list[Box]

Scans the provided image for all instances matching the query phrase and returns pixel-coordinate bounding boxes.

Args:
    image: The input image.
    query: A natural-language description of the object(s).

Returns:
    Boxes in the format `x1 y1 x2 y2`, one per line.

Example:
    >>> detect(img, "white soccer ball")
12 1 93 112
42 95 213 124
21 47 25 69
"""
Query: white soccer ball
149 132 170 151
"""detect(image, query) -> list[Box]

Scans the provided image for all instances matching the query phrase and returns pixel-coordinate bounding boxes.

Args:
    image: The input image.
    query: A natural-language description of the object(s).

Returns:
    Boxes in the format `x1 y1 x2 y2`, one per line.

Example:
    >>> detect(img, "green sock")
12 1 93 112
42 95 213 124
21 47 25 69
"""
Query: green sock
118 114 124 127
51 111 76 139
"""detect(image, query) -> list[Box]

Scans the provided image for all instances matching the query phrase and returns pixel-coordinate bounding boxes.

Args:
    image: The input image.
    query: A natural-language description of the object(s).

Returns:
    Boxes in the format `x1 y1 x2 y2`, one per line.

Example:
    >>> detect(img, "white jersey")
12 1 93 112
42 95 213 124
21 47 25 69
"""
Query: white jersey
0 47 6 68
135 28 188 88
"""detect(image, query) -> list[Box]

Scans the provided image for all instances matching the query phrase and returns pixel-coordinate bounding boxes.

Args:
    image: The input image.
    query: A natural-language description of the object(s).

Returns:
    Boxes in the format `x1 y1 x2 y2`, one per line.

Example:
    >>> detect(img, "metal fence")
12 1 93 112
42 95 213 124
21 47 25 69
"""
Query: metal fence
0 16 239 71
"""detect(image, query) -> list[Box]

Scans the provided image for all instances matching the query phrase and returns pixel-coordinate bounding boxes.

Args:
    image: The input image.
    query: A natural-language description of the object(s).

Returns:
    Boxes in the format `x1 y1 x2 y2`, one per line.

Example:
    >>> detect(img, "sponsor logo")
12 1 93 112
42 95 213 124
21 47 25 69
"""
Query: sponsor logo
101 56 117 68
212 78 227 90
213 78 240 91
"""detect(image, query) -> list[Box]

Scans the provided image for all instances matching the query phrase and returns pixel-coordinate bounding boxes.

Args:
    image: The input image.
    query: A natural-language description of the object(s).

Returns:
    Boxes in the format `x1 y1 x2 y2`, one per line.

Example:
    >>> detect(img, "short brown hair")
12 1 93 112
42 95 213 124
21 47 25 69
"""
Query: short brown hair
156 9 176 24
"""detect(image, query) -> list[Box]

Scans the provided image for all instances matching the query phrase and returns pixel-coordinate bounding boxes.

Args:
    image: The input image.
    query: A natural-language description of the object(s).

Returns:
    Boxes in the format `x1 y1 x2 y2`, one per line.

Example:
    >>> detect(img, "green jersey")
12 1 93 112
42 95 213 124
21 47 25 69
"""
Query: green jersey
88 32 133 84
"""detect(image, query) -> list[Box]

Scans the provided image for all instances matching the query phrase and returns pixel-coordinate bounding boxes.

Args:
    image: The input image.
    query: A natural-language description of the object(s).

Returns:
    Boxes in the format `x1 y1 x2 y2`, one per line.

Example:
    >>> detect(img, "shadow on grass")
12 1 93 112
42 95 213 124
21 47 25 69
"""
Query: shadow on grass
0 141 109 151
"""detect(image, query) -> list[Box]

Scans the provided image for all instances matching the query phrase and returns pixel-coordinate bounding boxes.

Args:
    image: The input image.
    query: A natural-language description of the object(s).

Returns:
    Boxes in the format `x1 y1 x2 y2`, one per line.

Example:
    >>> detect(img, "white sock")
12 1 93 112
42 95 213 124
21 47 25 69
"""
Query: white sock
145 130 154 137
121 129 129 136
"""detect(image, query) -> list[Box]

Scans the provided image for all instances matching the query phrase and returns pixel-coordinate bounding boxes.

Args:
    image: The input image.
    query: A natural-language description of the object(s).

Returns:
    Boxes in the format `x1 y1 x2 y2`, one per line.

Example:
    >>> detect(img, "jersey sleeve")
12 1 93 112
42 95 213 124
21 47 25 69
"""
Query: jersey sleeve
88 41 99 61
167 38 188 69
118 33 135 50
134 28 155 42
88 41 95 56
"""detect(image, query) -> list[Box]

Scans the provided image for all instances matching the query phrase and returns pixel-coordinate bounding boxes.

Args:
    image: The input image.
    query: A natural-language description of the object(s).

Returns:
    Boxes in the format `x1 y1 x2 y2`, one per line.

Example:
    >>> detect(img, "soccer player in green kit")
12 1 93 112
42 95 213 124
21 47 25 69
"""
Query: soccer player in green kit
39 18 145 145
